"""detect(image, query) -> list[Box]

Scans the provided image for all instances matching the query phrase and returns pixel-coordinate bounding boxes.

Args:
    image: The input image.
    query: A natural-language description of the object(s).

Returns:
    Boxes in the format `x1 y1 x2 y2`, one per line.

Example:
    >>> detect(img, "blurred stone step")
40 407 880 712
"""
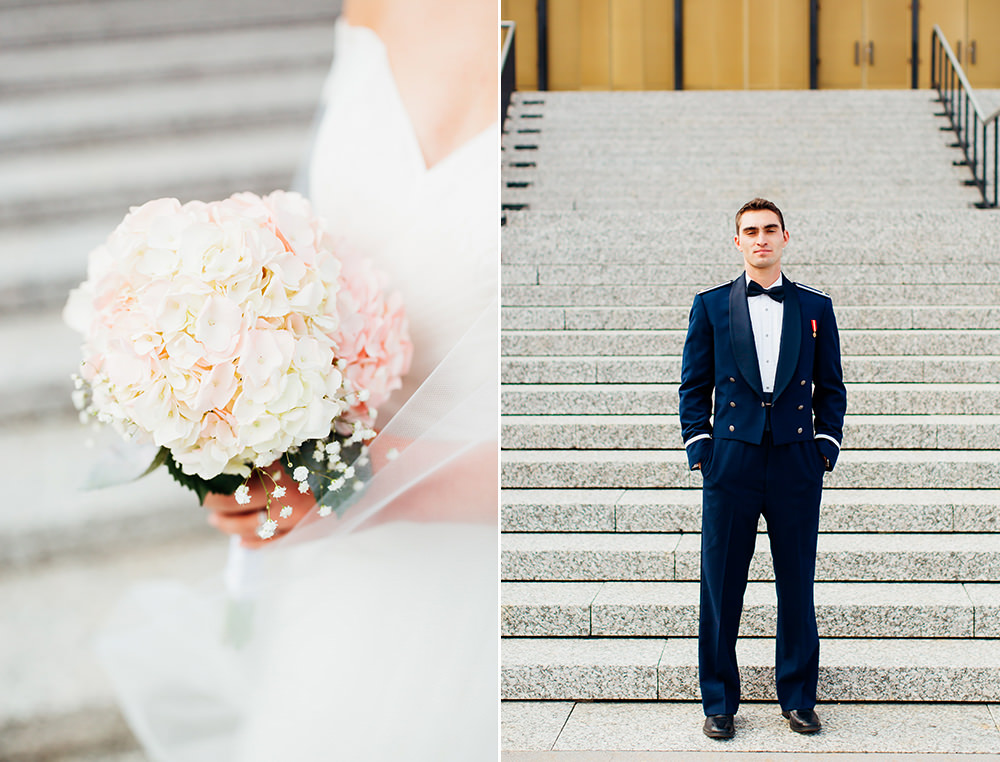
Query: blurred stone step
0 24 333 93
501 531 1000 583
0 67 326 151
0 217 125 313
0 122 309 224
0 309 84 420
501 354 1000 385
502 283 1000 307
0 414 214 571
501 449 1000 490
500 637 1000 701
505 263 1000 287
502 329 1000 357
501 580 997 638
501 383 1000 416
501 700 1000 755
500 488 1000 534
0 0 335 48
501 414 1000 451
0 534 226 750
502 305 1000 331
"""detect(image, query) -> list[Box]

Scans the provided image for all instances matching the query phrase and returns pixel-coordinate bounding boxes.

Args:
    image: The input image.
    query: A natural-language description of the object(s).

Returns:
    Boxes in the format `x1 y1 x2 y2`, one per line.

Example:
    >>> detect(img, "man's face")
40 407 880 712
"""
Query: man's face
734 209 788 273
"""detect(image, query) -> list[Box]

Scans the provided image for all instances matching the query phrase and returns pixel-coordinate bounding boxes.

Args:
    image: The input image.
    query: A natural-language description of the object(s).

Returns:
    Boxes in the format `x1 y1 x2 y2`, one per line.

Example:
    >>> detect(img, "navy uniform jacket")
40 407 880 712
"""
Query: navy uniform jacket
679 275 847 472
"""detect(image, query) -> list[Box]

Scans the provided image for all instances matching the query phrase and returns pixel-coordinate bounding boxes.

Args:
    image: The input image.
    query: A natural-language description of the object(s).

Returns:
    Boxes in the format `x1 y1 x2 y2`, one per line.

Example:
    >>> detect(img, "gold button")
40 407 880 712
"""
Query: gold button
798 405 804 410
730 401 736 408
800 380 806 386
729 377 736 382
797 427 803 434
729 425 735 432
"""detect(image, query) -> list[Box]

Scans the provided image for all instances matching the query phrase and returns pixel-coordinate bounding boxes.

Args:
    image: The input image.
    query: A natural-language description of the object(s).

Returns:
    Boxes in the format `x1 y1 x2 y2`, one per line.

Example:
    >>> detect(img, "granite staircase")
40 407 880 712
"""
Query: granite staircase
500 90 1000 755
0 2 335 759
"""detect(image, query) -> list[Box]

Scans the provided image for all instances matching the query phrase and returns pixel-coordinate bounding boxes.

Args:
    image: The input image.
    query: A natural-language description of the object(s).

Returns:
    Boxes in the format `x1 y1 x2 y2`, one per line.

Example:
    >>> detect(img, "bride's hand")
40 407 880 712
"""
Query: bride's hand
203 467 315 548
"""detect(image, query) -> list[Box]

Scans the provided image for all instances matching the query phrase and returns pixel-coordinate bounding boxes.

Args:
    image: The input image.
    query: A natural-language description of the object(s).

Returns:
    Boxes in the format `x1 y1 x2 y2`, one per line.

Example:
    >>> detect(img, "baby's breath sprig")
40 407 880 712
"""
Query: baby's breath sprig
284 422 376 519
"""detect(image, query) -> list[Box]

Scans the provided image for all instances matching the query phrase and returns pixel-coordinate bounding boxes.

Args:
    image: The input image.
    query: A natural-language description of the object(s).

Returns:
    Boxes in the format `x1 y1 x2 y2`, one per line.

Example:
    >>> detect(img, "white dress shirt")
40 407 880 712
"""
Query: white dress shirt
745 271 783 393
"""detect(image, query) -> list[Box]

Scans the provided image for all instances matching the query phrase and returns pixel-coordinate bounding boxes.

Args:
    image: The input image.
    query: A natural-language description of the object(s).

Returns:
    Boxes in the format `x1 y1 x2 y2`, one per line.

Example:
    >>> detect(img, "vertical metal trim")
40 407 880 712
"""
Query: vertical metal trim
809 0 819 89
674 0 684 90
911 0 919 89
537 0 549 91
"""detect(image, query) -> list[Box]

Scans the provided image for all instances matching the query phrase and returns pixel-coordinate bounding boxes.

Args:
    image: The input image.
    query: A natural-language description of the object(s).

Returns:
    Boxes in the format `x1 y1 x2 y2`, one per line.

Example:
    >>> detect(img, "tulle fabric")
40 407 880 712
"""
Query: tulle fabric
97 17 498 762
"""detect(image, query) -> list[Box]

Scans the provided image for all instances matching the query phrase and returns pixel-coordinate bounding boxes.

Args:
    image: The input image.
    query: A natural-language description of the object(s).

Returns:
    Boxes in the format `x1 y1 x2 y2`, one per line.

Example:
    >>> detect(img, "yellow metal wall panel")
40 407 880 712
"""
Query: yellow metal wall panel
641 0 675 89
548 0 583 90
967 0 1000 87
611 0 645 89
747 0 780 89
580 0 612 89
501 0 539 91
684 0 744 89
863 0 912 87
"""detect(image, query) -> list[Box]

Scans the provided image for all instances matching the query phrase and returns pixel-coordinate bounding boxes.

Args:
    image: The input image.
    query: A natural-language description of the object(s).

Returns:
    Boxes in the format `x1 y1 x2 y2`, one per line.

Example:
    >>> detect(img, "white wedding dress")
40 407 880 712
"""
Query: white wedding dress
99 19 498 762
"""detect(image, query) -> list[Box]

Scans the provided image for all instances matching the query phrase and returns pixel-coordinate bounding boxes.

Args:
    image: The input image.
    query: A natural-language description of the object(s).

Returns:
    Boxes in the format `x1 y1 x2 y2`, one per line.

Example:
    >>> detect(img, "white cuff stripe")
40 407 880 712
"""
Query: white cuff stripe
684 433 712 448
815 434 841 449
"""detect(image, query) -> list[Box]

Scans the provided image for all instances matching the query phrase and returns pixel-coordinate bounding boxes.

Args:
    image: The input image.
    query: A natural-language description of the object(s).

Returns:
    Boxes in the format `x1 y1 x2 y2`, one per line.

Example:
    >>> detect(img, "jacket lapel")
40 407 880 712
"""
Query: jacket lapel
772 275 801 401
729 276 764 398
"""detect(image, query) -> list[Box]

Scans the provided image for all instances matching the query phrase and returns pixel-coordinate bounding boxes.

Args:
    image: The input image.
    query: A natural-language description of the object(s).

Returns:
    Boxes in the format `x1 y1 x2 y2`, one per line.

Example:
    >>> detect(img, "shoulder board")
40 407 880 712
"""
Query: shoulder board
794 282 831 299
697 281 731 295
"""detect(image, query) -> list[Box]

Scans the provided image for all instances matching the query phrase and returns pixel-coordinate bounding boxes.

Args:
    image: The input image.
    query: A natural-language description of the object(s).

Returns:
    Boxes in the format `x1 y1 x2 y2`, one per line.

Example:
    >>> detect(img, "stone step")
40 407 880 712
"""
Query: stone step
502 283 1000 307
501 414 1000 451
503 263 1000 287
501 700 1000 755
0 122 309 225
0 535 225 757
0 67 326 151
502 305 1000 331
501 637 1000 701
0 414 213 571
501 532 1000 583
0 0 335 48
500 488 1000 534
501 210 1000 263
0 24 333 94
501 581 998 638
502 449 1000 490
501 355 1000 385
501 383 1000 416
501 329 1000 357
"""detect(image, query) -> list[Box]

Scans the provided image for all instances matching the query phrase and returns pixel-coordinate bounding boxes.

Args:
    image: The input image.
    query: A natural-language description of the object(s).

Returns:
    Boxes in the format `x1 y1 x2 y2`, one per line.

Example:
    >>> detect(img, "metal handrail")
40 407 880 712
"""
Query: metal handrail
501 21 516 127
931 24 999 208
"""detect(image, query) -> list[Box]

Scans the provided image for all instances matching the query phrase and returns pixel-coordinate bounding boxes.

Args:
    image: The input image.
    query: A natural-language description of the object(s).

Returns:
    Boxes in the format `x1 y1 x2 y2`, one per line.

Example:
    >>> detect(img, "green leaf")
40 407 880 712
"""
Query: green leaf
164 453 244 505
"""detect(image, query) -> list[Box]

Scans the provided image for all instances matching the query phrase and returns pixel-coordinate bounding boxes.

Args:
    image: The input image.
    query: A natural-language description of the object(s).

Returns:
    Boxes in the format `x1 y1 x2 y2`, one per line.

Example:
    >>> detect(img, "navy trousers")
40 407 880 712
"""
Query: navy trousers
697 434 824 716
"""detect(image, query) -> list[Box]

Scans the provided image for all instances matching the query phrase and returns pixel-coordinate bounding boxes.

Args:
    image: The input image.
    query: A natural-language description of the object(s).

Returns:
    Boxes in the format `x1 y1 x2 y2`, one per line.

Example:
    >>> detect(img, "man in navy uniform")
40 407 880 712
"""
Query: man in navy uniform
679 198 846 739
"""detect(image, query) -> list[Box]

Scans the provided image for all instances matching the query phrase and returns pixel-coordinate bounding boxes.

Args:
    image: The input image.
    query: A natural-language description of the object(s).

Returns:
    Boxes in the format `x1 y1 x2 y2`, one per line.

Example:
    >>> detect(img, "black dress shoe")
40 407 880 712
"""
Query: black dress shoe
782 708 821 733
702 714 735 739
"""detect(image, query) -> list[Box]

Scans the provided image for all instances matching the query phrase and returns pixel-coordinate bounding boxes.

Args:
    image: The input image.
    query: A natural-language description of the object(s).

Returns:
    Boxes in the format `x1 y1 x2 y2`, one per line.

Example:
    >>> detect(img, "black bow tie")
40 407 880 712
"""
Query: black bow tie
746 280 785 302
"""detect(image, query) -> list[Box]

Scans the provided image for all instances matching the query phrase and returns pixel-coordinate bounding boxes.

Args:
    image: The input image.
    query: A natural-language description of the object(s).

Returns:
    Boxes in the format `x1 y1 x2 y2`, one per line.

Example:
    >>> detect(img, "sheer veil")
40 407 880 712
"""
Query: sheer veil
96 13 498 760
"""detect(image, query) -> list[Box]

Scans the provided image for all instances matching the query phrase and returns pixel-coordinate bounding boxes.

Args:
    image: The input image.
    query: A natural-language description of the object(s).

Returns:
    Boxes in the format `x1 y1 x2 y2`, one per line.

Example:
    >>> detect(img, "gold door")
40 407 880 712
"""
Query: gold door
683 0 744 89
818 0 910 88
917 0 965 89
967 0 1000 88
864 0 911 87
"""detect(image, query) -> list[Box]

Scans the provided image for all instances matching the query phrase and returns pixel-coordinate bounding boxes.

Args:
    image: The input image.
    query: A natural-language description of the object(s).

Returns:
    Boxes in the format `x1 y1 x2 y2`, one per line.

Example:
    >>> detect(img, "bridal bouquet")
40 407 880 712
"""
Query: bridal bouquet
64 190 412 539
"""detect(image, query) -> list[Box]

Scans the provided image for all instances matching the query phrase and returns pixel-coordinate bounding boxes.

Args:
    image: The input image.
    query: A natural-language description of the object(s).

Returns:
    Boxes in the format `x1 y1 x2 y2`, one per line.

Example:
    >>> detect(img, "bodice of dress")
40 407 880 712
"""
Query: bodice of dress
308 19 498 424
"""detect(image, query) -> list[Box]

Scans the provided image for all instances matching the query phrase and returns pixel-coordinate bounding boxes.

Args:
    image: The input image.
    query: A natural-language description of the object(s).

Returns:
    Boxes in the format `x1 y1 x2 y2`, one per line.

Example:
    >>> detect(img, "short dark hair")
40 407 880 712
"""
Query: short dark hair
735 198 785 233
